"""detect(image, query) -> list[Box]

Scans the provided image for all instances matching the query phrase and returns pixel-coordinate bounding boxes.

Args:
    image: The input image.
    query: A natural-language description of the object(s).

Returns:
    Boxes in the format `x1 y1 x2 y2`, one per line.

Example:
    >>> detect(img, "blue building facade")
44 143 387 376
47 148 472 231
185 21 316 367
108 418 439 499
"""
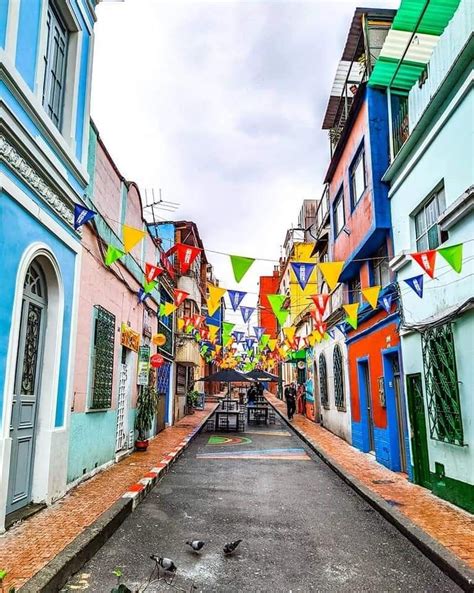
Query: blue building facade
0 0 97 530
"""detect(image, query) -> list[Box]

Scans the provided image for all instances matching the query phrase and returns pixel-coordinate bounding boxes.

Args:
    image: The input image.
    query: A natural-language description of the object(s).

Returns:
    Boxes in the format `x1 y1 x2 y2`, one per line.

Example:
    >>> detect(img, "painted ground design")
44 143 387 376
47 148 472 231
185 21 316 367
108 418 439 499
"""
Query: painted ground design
197 447 311 460
207 436 252 445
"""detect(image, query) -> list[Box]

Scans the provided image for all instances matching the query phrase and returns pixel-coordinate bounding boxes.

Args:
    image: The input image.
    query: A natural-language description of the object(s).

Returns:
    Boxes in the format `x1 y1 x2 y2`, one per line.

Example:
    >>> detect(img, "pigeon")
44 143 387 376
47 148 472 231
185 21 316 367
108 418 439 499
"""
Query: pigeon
223 540 243 555
150 555 177 573
186 540 206 552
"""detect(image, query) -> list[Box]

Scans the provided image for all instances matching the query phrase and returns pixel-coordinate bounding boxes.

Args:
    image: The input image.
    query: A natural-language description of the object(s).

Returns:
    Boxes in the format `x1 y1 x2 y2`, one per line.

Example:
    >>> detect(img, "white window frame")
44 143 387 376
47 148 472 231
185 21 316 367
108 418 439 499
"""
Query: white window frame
414 187 446 251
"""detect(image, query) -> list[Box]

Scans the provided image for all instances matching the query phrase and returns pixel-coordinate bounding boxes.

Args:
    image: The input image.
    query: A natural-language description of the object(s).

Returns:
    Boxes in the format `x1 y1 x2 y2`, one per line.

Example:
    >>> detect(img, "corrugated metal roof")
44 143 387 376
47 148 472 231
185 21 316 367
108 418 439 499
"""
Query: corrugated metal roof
369 0 461 90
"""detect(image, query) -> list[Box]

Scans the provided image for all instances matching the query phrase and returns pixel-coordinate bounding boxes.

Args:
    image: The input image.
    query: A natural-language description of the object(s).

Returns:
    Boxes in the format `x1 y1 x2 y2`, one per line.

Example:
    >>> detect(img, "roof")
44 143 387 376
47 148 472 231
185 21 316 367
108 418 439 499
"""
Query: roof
369 0 462 91
322 7 396 129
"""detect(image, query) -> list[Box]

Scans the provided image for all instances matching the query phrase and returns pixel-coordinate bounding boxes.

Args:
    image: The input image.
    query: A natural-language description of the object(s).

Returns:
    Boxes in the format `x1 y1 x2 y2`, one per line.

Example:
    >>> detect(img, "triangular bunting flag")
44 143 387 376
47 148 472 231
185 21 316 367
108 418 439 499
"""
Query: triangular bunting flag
105 245 126 266
290 262 316 290
145 263 164 283
245 338 255 351
268 339 277 352
143 279 158 294
311 294 330 316
362 286 381 310
177 318 185 332
260 334 270 348
209 325 219 340
233 331 245 343
438 243 463 273
163 302 177 316
380 294 393 314
318 261 345 291
192 315 205 328
336 322 347 337
222 322 235 336
240 306 255 324
159 303 166 317
123 225 146 253
267 294 289 326
283 326 296 342
328 329 336 340
175 243 202 274
230 255 255 283
137 288 149 304
404 275 424 298
411 250 437 279
253 326 265 341
207 284 227 316
343 303 359 330
227 290 247 311
74 204 96 230
174 289 189 307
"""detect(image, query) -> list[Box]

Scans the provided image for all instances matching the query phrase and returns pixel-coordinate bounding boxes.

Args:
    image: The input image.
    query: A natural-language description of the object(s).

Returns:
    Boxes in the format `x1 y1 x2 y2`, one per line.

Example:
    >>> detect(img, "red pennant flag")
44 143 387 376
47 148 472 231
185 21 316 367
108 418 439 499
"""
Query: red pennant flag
311 294 330 316
310 308 323 324
192 314 205 328
174 289 190 307
411 250 437 279
175 243 202 274
145 263 164 283
317 322 327 336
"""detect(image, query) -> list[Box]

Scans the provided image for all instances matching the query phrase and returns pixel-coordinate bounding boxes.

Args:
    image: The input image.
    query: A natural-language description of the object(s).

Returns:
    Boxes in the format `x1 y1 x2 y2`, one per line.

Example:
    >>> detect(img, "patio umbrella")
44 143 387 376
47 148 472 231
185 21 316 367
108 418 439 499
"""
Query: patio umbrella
246 369 281 382
196 368 255 399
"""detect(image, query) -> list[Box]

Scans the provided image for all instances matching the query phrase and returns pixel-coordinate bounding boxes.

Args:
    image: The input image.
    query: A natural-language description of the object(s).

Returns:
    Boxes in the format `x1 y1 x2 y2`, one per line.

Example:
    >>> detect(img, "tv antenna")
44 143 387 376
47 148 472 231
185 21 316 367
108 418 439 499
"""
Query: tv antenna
142 188 180 226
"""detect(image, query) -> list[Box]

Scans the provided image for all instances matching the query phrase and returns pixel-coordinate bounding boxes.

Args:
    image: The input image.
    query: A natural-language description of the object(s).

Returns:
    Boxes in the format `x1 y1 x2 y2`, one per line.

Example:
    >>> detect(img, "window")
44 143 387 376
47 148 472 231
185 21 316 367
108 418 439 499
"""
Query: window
350 145 366 208
372 243 391 287
333 190 345 237
333 345 345 410
422 324 463 446
414 188 446 251
42 1 69 130
90 306 115 409
319 354 329 408
349 276 362 305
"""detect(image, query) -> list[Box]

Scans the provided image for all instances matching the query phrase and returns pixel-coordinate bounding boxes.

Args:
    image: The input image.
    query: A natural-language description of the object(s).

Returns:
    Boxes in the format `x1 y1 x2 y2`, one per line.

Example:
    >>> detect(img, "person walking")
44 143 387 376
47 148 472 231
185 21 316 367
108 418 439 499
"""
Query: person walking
284 383 297 420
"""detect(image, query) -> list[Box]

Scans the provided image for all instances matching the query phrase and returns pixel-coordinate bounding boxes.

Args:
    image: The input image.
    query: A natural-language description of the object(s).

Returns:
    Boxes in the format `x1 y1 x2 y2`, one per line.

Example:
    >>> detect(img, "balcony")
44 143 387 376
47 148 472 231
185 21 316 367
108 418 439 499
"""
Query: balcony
175 333 201 366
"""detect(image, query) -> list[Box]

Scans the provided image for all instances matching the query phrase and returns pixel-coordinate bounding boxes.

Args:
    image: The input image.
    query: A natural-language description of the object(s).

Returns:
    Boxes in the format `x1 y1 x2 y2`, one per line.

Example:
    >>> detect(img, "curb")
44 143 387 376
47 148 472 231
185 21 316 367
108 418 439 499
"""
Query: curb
267 398 474 593
19 405 217 593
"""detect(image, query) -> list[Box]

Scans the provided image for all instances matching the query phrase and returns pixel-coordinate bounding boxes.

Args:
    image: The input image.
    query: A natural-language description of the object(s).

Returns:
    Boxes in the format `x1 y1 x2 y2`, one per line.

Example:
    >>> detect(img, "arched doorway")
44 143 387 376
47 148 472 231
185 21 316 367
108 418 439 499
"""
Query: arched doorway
7 261 48 514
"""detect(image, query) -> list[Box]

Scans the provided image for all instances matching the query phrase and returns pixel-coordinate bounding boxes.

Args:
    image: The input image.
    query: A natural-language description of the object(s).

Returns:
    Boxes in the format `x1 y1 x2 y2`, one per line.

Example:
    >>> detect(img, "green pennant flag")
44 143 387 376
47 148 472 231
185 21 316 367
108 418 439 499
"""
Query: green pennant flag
222 321 235 336
159 303 166 316
201 345 209 354
105 245 126 266
223 334 233 347
230 255 255 283
185 324 194 334
438 243 463 273
143 279 158 294
260 334 270 348
346 317 358 330
267 294 289 326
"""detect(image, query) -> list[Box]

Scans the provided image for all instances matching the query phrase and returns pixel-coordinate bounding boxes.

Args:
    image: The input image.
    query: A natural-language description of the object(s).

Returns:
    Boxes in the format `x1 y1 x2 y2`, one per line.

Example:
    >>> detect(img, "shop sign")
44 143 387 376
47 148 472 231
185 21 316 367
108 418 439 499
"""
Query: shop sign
121 323 140 352
137 345 150 386
152 333 167 346
150 353 164 368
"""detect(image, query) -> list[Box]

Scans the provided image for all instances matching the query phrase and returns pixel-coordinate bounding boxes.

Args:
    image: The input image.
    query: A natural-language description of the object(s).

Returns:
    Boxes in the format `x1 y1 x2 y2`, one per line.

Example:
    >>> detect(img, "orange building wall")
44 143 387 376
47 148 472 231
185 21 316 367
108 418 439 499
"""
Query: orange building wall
259 272 280 338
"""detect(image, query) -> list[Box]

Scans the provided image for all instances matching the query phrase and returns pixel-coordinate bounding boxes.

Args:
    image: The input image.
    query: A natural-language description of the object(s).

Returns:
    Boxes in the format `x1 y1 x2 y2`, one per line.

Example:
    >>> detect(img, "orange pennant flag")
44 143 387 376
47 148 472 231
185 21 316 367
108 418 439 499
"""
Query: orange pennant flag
318 261 345 291
123 225 146 253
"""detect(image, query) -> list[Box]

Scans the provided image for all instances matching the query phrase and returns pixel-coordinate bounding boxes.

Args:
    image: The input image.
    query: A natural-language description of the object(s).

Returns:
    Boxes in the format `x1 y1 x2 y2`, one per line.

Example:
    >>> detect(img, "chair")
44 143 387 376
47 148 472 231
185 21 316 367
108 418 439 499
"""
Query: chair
217 414 230 430
206 417 215 432
238 411 246 432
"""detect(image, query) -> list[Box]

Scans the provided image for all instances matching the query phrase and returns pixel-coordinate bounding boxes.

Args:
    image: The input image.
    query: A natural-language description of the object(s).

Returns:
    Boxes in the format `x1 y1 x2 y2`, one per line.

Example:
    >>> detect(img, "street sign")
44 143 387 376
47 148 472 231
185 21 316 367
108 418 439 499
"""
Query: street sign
137 345 150 385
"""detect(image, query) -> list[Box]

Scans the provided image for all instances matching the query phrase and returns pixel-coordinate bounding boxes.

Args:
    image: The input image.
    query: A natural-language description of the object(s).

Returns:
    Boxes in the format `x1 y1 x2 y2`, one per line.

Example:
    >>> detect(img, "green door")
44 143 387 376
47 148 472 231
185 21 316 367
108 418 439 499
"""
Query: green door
406 374 431 488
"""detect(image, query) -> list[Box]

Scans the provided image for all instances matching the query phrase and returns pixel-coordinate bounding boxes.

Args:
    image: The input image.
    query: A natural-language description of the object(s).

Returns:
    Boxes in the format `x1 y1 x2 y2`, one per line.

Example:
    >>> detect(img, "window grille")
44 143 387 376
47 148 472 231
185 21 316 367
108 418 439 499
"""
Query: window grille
333 345 345 410
349 276 362 305
90 305 115 409
422 324 463 446
319 353 329 408
42 1 69 130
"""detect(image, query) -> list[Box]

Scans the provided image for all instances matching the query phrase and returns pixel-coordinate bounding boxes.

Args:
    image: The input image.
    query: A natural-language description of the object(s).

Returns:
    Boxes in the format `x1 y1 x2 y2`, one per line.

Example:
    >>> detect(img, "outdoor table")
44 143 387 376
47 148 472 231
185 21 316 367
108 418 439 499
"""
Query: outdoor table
247 405 269 425
215 410 241 432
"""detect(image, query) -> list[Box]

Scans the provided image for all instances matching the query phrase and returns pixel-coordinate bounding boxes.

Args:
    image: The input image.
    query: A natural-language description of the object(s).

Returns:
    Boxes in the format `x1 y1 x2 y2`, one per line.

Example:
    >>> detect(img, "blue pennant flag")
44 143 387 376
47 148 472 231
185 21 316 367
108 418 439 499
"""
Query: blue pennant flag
245 337 255 351
336 322 347 337
233 331 245 343
206 316 220 327
240 306 255 324
253 326 265 341
328 329 336 340
74 203 96 230
227 289 247 312
380 294 393 313
137 288 149 304
404 275 424 298
290 262 316 290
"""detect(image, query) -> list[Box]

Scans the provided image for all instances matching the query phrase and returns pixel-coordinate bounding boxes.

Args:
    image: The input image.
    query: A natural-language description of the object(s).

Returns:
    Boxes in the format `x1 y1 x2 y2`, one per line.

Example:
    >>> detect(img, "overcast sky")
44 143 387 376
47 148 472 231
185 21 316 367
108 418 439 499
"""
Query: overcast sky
92 0 398 328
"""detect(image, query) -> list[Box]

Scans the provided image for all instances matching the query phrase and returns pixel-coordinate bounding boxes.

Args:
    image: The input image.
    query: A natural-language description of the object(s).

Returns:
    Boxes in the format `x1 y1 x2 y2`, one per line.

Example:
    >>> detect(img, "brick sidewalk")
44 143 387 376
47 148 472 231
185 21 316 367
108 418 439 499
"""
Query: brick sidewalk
0 405 215 591
266 393 474 570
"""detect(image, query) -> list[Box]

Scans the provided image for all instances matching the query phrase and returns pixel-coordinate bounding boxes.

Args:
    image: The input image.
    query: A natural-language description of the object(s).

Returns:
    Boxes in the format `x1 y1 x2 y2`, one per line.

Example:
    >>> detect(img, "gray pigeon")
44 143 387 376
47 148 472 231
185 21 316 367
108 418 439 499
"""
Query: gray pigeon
150 555 177 573
223 539 242 555
186 540 206 552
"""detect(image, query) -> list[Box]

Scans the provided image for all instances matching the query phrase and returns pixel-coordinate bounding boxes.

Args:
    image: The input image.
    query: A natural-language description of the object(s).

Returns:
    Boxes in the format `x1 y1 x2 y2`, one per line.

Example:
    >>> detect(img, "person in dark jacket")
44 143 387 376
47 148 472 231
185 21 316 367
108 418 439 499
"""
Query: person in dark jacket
247 385 257 405
284 383 297 420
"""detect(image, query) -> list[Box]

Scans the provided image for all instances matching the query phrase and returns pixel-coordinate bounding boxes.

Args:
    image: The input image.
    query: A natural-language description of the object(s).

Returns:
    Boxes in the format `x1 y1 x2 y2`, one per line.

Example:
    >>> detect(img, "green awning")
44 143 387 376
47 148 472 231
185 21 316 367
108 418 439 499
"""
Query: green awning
369 0 461 91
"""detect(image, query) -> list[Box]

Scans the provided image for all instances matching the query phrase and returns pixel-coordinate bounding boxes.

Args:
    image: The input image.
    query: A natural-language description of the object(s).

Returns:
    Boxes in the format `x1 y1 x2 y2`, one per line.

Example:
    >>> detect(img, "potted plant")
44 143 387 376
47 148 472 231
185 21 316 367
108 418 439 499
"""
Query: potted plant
135 384 159 451
186 390 200 414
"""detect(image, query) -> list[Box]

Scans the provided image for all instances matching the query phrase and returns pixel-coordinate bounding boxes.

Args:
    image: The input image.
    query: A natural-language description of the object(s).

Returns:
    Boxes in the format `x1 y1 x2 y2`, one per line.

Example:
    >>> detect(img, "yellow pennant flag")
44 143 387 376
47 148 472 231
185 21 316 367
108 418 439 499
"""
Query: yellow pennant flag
307 333 317 347
163 302 177 316
215 345 222 355
362 286 381 310
268 339 277 352
123 225 146 253
343 303 359 329
283 326 296 342
177 318 185 331
207 284 227 316
318 261 345 291
209 325 219 340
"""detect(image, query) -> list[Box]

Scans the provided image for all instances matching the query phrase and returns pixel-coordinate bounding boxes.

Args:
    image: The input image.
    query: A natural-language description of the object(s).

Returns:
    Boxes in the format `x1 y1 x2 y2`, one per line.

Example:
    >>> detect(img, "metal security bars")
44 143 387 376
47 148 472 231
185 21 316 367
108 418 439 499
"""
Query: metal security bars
422 323 464 446
90 305 116 409
319 353 329 409
333 345 345 410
